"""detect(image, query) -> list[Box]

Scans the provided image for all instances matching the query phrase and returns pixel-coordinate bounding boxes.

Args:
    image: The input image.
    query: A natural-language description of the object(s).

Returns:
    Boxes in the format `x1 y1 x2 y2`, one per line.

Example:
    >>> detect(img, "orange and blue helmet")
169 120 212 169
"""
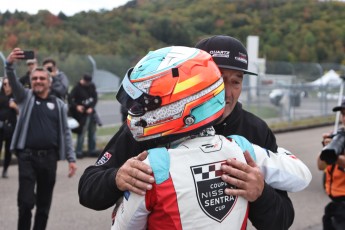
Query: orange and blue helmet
116 46 225 143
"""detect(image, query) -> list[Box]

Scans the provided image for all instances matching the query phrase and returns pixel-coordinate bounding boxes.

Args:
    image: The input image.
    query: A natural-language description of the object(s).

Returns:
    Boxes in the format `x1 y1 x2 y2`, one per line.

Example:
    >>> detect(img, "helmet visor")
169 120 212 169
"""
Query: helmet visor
116 68 162 117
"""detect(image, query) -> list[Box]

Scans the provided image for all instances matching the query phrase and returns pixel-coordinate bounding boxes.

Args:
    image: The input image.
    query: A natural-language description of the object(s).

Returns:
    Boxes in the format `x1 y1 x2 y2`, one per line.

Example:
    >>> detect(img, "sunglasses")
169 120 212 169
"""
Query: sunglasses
31 76 48 81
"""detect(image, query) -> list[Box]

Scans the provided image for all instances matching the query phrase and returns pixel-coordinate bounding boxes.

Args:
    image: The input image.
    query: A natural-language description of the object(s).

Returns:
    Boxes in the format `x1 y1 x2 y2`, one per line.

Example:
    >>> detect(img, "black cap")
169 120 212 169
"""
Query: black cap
195 35 258 76
333 99 345 112
83 74 92 82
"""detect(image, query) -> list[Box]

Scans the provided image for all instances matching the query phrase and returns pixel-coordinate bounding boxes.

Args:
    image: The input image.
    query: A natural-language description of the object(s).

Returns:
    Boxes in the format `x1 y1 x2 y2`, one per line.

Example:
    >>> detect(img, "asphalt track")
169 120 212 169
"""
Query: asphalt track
0 125 334 229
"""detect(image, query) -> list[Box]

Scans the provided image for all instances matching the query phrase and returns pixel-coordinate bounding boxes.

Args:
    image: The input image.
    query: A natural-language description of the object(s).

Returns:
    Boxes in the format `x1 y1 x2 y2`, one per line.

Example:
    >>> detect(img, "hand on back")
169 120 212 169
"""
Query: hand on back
116 151 155 195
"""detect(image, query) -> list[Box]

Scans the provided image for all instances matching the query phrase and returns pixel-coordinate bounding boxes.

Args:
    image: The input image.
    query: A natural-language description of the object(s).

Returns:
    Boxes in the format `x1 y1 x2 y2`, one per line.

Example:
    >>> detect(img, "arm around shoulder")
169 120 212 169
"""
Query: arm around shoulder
78 125 135 210
78 163 122 210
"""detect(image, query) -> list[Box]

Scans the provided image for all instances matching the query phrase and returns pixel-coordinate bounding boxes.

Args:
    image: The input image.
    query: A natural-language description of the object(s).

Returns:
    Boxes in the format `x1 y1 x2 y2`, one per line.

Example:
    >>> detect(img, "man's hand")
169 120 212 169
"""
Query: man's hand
6 48 25 64
86 108 93 114
76 105 85 113
221 151 264 202
68 162 77 178
336 155 345 168
116 151 155 195
322 132 333 147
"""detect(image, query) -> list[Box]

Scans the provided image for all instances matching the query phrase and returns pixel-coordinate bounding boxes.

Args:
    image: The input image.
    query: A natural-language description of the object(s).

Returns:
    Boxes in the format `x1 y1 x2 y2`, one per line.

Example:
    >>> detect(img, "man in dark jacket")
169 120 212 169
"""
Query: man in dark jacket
68 74 99 158
79 36 294 229
42 58 69 101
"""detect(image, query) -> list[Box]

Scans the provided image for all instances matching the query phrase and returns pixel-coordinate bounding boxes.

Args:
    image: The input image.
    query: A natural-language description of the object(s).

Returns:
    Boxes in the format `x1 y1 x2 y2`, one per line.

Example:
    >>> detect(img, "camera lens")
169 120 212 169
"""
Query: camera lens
47 67 53 72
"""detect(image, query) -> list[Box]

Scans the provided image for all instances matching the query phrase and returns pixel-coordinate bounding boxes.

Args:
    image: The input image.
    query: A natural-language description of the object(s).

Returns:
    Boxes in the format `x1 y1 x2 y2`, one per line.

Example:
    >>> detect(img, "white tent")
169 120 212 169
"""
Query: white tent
308 69 341 86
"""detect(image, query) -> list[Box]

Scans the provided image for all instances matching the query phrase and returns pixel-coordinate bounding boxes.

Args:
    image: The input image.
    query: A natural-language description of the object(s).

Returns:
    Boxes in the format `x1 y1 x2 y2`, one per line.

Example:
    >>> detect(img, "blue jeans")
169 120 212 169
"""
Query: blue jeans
76 115 96 156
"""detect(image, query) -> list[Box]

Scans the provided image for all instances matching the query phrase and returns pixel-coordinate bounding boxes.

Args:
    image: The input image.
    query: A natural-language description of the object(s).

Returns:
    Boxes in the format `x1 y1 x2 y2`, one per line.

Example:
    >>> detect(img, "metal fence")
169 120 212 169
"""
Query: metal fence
241 61 345 125
240 83 341 122
1 52 345 126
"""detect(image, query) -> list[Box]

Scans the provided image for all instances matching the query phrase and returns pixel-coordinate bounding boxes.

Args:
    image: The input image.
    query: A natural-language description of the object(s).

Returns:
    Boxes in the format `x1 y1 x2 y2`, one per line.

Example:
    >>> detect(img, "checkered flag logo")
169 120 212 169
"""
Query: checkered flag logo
192 162 225 181
191 161 238 223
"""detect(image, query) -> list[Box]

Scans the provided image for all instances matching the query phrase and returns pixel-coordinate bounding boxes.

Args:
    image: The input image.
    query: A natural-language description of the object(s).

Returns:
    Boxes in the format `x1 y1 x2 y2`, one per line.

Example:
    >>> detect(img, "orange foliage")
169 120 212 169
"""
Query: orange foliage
215 19 225 27
4 34 18 49
44 14 62 27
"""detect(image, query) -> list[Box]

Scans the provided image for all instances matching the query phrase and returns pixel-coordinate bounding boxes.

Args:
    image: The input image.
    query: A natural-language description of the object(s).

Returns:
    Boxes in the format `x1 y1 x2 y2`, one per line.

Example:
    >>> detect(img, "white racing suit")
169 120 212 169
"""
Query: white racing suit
111 134 311 230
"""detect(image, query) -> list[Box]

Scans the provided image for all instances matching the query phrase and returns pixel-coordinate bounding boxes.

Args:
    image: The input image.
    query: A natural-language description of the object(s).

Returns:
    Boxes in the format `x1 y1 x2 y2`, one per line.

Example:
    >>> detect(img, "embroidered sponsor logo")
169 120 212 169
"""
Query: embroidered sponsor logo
95 152 112 166
191 161 237 222
209 50 230 58
200 136 222 153
125 84 136 98
47 102 55 110
234 52 247 64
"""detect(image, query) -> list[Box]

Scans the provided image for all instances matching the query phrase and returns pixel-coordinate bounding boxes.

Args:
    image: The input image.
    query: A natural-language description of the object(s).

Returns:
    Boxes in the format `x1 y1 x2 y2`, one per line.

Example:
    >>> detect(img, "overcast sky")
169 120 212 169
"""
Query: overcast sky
0 0 131 16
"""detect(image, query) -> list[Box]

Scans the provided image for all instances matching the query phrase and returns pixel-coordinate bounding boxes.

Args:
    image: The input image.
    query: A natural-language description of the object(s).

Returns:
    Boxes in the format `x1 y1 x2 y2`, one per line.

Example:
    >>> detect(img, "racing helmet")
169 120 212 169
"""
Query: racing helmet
116 46 225 143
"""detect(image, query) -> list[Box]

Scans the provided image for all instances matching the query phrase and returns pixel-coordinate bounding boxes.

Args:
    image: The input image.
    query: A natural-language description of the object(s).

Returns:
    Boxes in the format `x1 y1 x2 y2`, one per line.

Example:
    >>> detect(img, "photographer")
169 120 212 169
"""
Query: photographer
42 58 69 101
68 74 99 158
318 99 345 230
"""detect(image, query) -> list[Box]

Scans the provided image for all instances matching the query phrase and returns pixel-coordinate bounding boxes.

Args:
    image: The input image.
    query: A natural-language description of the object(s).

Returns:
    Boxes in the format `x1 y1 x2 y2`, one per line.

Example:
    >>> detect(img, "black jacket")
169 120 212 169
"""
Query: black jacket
19 72 31 89
68 81 98 133
0 92 17 128
78 102 294 230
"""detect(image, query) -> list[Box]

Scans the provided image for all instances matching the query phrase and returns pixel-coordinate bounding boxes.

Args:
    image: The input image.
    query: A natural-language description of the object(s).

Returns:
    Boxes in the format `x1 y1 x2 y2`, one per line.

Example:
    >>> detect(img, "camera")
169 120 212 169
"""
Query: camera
46 67 53 73
320 128 345 164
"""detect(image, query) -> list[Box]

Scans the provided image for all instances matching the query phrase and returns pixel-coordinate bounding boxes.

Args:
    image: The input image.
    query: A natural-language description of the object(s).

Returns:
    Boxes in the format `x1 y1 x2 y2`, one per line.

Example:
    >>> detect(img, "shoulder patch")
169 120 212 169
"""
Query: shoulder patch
148 148 170 184
95 152 112 166
228 135 256 162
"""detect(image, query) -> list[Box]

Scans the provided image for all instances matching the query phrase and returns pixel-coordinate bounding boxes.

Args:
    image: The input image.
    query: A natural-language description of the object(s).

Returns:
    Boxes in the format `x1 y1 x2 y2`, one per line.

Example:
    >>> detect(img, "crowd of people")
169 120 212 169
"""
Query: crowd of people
0 48 102 229
0 34 342 230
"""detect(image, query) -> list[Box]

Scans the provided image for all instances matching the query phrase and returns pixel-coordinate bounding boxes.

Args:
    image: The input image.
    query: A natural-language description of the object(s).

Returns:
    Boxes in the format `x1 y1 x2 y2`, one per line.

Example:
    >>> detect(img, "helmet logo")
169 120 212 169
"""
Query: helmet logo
209 50 230 58
234 52 248 64
184 115 195 126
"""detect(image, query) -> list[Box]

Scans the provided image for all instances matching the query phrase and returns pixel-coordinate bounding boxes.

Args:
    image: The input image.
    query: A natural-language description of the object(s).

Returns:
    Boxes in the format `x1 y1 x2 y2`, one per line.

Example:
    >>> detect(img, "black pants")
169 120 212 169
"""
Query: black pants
17 150 58 230
0 128 13 173
323 200 345 230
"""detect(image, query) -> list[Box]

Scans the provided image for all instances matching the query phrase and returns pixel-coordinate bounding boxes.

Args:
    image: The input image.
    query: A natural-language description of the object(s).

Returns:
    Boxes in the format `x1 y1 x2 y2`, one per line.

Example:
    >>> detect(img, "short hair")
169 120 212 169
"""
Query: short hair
42 58 56 66
31 66 52 82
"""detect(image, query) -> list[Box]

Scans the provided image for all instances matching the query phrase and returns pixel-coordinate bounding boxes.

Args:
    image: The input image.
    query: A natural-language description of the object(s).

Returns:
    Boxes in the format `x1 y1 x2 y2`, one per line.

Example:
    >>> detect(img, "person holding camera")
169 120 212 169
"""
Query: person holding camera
6 48 77 230
68 74 99 159
318 99 345 230
42 58 69 101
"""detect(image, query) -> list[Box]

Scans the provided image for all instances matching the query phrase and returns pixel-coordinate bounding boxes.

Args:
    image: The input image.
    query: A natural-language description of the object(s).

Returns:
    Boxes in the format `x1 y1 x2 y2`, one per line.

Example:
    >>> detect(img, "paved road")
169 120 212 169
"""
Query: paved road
0 125 334 229
96 99 121 126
